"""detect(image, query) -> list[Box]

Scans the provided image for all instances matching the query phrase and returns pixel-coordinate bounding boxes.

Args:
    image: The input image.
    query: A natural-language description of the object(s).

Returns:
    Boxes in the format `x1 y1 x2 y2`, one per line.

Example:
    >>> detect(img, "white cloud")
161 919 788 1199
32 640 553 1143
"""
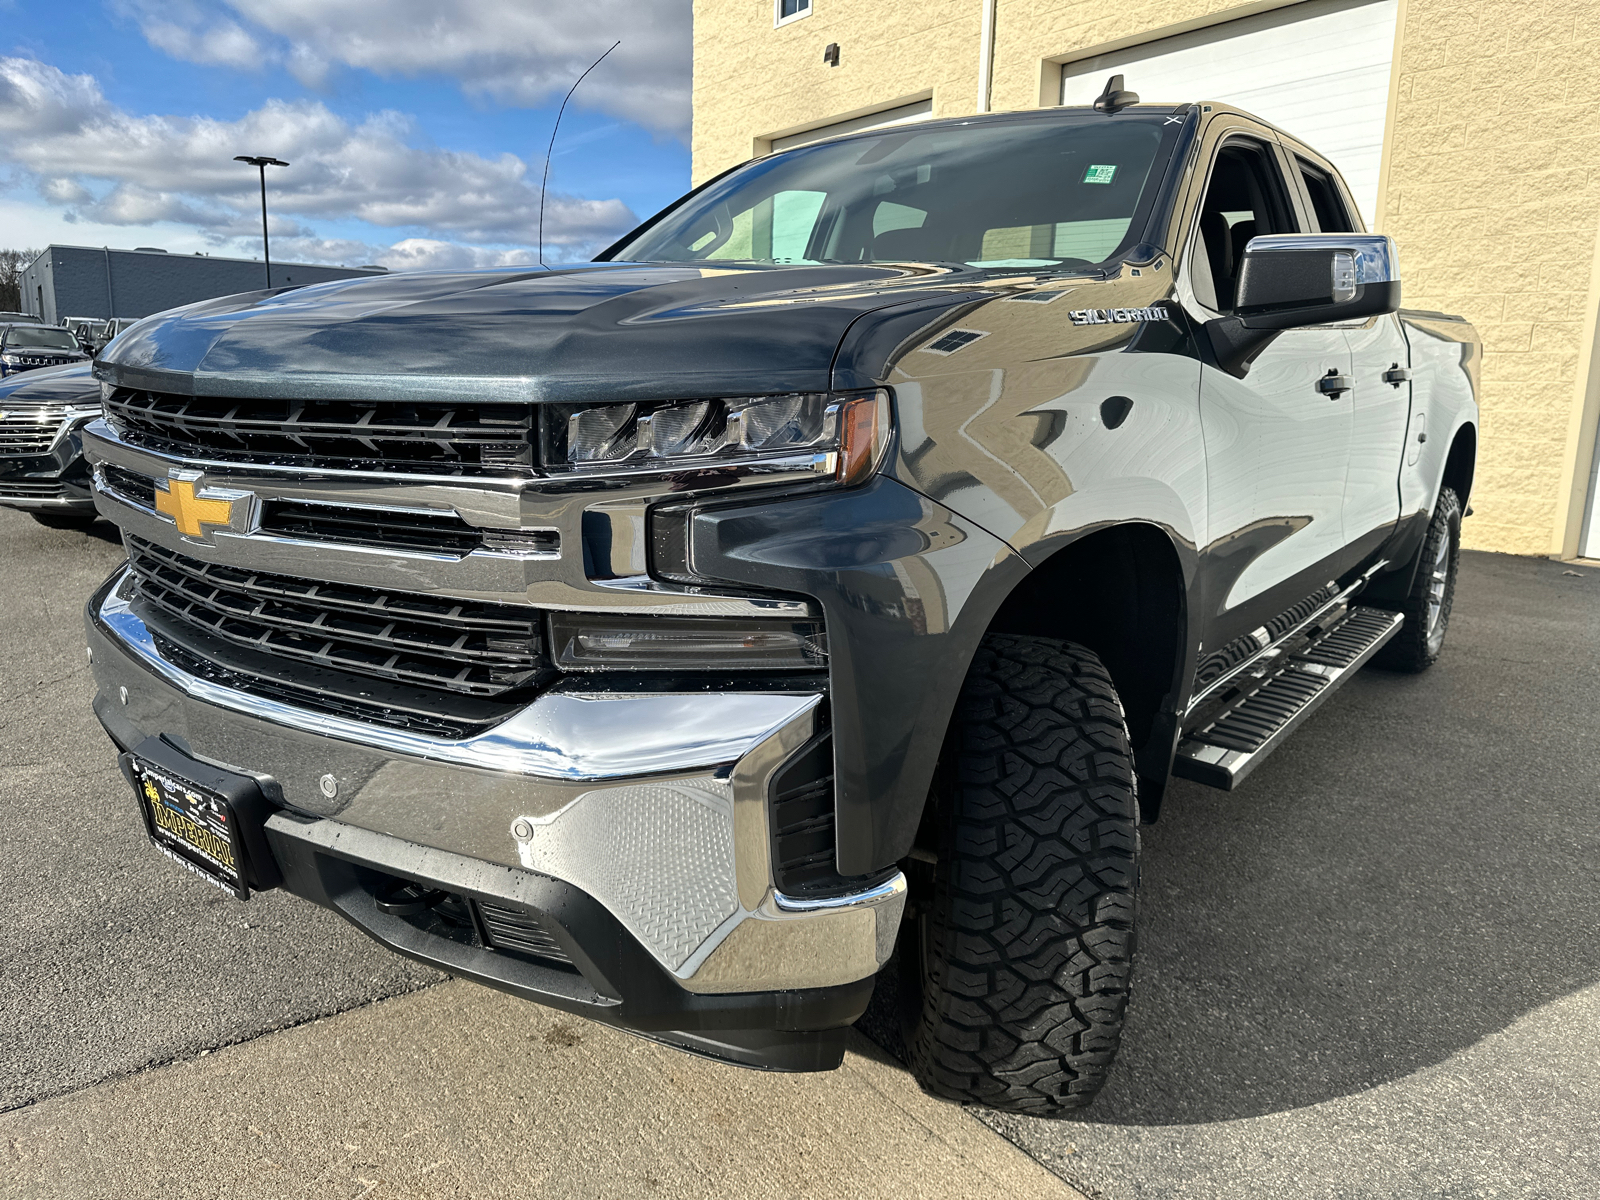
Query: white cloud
275 237 543 272
133 1 265 71
0 56 637 260
119 0 692 138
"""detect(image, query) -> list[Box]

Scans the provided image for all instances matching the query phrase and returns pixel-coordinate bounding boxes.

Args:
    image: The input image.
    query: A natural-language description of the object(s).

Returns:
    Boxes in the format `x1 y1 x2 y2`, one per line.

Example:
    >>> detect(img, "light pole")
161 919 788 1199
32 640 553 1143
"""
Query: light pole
234 155 289 289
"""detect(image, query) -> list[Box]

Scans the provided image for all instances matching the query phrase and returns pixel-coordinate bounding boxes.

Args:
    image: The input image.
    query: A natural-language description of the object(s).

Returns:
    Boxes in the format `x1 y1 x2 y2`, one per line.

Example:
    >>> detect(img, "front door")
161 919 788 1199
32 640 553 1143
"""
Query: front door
1188 131 1352 649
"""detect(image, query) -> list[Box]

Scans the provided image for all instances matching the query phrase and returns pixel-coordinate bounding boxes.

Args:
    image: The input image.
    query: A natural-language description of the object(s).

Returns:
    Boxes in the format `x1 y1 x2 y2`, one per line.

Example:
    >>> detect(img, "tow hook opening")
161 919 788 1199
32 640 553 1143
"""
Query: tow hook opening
355 865 579 975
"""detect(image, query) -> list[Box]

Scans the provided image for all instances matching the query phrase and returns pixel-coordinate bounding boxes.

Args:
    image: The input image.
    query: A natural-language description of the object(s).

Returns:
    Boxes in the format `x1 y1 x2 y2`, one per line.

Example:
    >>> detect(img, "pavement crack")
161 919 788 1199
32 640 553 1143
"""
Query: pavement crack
0 979 445 1119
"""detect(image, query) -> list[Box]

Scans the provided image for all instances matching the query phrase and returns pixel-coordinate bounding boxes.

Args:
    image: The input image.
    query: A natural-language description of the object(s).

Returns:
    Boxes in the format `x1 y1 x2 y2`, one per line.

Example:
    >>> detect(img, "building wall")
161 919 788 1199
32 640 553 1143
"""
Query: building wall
19 246 386 326
691 0 1600 558
692 0 982 182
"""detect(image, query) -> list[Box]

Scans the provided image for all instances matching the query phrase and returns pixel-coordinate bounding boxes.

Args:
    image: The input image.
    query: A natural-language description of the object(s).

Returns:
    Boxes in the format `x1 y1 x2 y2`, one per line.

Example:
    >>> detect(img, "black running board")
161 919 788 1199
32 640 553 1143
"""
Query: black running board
1174 606 1404 790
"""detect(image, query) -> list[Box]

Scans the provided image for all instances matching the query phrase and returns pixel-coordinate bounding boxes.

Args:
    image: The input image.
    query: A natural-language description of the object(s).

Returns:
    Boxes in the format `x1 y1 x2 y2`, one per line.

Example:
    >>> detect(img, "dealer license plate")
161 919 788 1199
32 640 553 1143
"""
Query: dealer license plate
134 761 250 899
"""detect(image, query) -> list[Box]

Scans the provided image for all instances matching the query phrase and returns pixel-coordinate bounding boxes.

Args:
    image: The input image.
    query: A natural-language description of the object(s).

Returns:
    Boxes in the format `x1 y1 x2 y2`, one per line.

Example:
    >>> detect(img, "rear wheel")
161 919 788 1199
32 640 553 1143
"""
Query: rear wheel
1372 487 1461 673
902 633 1139 1115
29 510 98 530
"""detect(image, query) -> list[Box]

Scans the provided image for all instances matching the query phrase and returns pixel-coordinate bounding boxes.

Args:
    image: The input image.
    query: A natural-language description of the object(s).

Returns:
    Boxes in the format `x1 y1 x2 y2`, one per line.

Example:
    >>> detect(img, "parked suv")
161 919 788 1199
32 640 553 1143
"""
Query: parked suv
0 323 90 376
81 95 1477 1113
0 362 103 524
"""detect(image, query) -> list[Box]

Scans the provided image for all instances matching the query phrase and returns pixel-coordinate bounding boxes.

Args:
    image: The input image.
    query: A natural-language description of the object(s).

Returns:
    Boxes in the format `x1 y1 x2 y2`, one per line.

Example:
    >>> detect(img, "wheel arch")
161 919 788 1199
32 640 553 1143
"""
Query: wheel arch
1442 420 1477 509
908 520 1193 845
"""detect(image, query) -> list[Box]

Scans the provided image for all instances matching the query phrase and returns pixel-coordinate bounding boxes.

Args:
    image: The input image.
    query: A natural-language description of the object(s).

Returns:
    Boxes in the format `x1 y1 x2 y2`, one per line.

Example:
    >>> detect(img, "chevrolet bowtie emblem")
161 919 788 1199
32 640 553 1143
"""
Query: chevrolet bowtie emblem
154 475 251 540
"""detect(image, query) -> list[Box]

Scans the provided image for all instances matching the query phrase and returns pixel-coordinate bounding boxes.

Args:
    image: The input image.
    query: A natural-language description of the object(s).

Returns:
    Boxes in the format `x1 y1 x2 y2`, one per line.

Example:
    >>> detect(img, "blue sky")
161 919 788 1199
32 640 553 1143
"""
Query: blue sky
0 0 693 268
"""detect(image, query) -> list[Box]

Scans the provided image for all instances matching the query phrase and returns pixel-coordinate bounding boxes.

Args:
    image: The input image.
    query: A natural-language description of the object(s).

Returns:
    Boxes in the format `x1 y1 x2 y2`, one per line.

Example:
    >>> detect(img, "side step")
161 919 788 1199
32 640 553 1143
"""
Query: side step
1174 605 1404 790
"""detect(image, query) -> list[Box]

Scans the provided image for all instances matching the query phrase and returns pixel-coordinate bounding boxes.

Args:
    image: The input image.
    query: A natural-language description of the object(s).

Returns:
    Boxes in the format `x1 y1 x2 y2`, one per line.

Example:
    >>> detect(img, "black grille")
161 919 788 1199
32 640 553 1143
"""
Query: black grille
149 632 488 739
771 733 841 895
259 500 488 556
4 356 78 370
0 403 68 454
105 389 535 475
126 535 551 698
98 462 157 505
477 900 574 967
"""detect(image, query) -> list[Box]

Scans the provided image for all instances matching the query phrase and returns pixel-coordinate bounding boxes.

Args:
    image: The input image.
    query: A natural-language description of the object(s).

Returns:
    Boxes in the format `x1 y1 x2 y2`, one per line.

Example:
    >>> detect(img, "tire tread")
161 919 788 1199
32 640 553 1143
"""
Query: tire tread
906 633 1139 1115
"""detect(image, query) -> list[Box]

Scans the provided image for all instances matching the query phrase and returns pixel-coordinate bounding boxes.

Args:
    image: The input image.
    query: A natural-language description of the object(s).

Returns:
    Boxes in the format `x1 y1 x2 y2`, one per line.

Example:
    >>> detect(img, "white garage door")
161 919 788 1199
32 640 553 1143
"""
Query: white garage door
1062 0 1398 225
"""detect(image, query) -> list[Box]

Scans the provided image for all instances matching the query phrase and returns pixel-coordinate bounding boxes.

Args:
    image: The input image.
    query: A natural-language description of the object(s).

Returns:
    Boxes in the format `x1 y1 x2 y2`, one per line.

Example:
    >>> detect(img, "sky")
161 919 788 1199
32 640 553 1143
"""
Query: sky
0 0 693 269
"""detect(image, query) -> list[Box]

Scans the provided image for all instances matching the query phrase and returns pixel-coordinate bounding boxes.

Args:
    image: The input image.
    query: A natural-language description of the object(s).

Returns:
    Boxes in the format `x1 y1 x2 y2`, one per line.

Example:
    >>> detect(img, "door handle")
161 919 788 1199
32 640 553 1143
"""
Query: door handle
1383 363 1412 387
1316 369 1352 398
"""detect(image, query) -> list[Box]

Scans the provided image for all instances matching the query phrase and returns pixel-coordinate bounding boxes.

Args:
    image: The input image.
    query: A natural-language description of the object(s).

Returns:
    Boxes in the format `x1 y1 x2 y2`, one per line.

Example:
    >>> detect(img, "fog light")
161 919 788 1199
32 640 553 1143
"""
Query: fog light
549 614 826 671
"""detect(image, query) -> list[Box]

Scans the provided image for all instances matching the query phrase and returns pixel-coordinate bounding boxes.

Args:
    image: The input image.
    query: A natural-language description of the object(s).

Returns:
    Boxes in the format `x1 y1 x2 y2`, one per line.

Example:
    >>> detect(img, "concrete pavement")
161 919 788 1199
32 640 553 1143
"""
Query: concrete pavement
0 980 1079 1200
0 511 441 1114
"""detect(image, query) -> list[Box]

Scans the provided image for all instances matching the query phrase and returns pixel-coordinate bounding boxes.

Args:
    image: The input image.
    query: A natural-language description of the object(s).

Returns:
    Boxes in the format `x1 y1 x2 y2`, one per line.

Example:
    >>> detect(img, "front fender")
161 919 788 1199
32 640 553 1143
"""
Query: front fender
686 476 1029 876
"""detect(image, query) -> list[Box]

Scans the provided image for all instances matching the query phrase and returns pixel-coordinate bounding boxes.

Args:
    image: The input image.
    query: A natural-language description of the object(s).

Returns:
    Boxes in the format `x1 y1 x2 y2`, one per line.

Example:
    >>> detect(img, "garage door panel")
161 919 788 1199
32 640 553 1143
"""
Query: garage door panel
1063 0 1398 225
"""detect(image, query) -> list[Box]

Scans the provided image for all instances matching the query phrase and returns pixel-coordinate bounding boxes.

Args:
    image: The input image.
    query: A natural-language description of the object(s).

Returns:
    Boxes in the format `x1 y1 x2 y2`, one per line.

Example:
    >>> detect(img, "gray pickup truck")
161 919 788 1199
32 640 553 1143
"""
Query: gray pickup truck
81 92 1477 1115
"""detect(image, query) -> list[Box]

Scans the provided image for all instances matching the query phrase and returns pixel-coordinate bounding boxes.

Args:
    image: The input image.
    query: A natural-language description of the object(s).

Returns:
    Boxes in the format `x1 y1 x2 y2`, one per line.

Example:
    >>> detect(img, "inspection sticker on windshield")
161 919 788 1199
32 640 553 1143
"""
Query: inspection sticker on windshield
1083 164 1118 185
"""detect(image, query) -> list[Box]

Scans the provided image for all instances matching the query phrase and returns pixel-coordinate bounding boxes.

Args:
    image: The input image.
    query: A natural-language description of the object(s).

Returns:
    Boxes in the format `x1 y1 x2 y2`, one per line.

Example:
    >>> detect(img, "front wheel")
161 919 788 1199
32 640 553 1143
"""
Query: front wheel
902 633 1139 1116
1372 487 1461 673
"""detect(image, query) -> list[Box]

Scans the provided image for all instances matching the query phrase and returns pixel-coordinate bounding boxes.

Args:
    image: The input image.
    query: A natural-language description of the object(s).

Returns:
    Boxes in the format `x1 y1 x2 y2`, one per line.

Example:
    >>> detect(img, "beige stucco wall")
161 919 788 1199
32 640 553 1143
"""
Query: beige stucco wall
691 0 1600 557
1380 3 1600 556
692 0 982 183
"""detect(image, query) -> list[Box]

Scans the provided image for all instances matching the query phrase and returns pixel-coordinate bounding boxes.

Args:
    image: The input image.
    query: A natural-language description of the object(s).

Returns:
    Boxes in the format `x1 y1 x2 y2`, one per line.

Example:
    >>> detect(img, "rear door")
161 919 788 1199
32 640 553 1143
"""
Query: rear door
1294 154 1412 558
1186 121 1353 648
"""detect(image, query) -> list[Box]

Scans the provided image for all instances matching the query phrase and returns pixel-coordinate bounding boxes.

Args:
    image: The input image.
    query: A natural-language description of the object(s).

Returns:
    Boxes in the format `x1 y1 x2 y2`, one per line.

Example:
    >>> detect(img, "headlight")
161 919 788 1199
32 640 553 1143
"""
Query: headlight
548 613 827 671
541 390 890 487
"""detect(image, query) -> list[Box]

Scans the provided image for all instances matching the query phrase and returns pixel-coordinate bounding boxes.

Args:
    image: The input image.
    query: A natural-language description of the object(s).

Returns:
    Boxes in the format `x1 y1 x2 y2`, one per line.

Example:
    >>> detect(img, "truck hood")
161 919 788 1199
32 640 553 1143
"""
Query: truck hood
97 261 999 404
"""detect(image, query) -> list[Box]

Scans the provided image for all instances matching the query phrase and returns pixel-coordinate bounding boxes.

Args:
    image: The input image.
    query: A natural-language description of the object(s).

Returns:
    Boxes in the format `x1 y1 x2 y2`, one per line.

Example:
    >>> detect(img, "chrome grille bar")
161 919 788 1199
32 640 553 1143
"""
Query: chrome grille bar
0 404 69 454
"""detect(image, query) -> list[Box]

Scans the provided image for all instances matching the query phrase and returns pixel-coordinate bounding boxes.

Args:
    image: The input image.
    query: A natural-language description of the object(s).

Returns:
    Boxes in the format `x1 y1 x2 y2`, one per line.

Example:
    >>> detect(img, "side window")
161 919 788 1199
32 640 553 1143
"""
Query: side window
1298 160 1354 233
1191 139 1298 312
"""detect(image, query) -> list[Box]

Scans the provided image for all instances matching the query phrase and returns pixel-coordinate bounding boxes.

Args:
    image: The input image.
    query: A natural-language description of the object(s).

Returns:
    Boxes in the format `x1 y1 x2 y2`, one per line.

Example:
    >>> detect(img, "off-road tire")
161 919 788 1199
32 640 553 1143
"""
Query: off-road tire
30 510 98 530
1372 487 1461 673
903 633 1139 1115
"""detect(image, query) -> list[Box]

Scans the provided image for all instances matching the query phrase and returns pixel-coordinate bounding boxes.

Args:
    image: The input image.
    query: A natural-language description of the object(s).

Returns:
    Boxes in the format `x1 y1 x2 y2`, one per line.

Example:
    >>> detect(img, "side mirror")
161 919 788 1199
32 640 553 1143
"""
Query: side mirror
1206 233 1400 375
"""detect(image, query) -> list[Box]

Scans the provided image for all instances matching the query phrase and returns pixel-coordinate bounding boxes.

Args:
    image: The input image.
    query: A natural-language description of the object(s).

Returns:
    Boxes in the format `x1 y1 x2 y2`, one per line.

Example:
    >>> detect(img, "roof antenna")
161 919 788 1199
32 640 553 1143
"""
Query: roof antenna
538 40 621 267
1093 74 1140 114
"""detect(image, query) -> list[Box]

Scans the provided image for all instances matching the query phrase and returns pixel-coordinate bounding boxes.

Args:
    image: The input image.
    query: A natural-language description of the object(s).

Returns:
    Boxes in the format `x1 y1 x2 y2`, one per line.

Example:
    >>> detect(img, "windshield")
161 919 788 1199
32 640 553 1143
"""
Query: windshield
608 113 1182 269
4 327 80 350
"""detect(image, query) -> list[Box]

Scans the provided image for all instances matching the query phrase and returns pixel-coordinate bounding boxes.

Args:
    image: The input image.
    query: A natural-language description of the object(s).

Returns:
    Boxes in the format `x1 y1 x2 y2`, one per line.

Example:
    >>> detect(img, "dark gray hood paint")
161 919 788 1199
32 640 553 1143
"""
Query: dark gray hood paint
97 261 1005 404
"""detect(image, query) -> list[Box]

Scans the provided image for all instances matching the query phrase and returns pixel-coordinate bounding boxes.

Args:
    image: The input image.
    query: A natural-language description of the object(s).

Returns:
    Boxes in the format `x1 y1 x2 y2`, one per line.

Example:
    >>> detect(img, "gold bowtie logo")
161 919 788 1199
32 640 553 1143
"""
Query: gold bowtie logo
155 477 242 539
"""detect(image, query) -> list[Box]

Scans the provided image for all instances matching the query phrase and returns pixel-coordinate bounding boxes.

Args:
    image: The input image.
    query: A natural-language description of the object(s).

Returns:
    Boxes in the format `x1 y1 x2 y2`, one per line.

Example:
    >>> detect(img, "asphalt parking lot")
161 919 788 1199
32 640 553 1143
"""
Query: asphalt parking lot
1 504 1596 1199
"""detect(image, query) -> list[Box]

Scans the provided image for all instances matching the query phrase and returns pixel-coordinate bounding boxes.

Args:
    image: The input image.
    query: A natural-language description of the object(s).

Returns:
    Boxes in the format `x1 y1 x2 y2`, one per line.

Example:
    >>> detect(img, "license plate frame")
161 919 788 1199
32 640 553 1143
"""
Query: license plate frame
133 758 251 900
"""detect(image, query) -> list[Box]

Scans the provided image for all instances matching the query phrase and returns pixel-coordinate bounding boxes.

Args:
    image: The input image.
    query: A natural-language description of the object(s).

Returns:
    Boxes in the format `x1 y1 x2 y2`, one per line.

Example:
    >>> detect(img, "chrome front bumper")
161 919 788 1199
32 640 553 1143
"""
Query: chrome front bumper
87 570 904 997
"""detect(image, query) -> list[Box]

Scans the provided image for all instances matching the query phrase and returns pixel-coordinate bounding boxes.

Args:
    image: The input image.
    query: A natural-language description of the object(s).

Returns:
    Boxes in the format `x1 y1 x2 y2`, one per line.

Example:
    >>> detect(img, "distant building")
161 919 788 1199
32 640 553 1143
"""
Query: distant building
19 245 388 326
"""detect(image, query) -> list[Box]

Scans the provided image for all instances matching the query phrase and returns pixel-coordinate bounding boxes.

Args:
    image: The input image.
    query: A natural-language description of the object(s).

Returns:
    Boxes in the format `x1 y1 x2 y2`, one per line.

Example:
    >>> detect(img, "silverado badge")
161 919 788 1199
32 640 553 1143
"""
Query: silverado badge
1069 306 1170 325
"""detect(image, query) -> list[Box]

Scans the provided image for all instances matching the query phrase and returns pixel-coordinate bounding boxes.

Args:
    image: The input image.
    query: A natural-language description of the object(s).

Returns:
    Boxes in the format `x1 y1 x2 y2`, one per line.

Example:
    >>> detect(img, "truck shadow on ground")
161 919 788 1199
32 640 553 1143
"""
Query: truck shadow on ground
858 553 1600 1124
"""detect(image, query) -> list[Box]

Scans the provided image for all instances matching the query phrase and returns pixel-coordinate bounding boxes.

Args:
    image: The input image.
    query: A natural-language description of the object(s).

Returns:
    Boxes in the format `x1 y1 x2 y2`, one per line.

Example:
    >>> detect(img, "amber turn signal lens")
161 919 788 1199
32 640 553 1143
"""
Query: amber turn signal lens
836 392 890 485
